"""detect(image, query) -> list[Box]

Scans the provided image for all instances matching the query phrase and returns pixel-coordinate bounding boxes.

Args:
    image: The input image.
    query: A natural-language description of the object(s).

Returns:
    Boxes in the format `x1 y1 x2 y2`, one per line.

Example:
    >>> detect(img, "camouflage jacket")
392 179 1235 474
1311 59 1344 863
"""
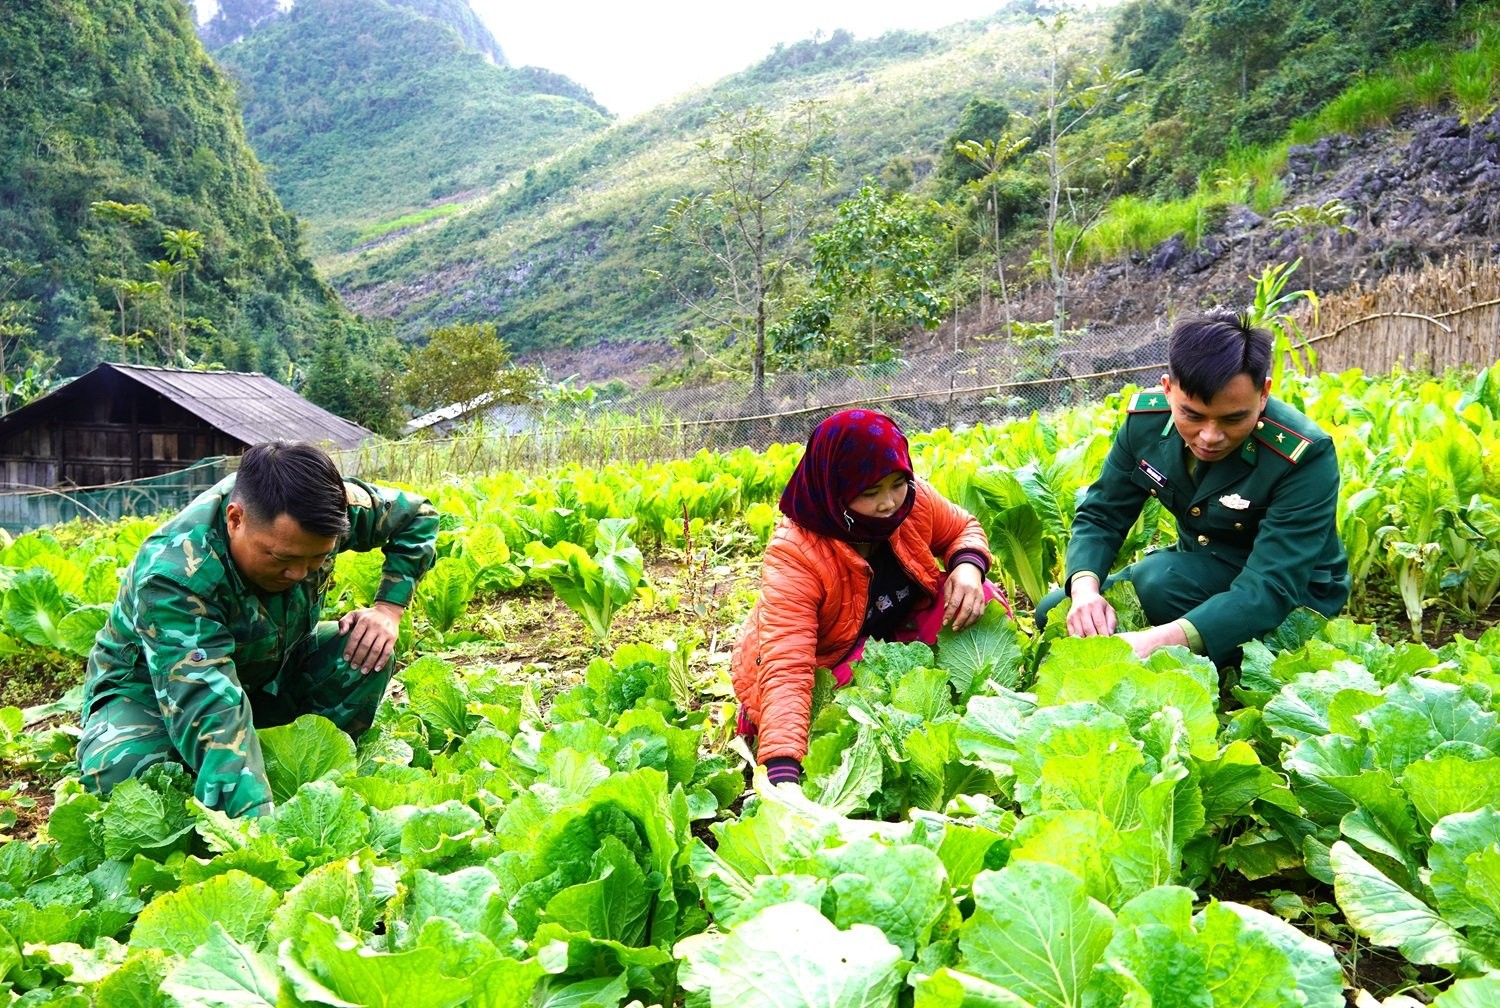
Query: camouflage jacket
84 475 439 815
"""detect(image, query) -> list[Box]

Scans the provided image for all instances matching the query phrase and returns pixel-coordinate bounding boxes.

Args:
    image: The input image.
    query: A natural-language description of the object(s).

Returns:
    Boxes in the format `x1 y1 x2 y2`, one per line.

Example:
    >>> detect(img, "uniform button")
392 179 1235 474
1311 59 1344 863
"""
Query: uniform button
1189 506 1202 516
1197 534 1210 545
1149 488 1157 496
1234 522 1243 530
1256 420 1264 429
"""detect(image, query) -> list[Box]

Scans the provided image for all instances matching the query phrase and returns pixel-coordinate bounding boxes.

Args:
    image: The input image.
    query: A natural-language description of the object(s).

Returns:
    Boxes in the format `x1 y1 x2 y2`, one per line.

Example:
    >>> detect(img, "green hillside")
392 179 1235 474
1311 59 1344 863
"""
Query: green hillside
331 10 1070 351
3 0 1487 431
0 0 381 400
326 0 1482 359
213 0 611 256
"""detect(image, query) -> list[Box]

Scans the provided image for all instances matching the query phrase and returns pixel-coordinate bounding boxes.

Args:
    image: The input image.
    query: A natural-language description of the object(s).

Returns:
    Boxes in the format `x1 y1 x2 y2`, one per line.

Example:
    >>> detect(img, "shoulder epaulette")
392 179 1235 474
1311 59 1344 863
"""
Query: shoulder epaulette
344 481 375 509
1253 417 1313 462
1126 390 1171 413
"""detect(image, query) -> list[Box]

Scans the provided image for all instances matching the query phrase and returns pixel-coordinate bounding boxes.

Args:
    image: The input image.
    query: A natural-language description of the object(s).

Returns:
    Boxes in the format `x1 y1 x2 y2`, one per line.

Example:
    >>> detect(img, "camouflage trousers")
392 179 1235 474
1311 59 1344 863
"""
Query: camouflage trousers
76 621 395 802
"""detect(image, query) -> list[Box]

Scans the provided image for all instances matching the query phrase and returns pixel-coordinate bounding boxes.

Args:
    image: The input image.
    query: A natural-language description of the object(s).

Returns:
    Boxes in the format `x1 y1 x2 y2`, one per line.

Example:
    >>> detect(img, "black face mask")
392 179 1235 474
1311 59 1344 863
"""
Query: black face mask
840 483 916 543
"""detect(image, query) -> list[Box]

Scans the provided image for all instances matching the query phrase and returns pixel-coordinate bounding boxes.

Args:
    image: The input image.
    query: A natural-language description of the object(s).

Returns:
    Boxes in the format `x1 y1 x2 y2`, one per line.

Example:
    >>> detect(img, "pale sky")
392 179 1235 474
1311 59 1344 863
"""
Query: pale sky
468 1 1007 119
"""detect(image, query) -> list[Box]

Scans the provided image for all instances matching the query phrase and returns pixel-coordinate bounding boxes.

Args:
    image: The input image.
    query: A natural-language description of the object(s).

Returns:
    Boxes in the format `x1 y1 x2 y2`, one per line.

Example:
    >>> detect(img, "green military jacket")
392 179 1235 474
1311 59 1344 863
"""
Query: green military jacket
84 475 438 815
1065 391 1350 661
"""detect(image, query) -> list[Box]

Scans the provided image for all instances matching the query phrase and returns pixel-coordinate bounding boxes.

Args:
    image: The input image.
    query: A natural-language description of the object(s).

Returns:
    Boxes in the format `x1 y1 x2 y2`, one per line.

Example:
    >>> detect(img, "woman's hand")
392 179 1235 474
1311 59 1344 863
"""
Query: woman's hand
943 561 988 631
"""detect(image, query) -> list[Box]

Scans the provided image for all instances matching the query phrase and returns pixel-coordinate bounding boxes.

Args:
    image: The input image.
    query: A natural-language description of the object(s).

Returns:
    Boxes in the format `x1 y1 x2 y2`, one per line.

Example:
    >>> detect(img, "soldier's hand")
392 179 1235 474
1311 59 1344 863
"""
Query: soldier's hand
1066 576 1117 638
338 601 404 674
1117 623 1188 660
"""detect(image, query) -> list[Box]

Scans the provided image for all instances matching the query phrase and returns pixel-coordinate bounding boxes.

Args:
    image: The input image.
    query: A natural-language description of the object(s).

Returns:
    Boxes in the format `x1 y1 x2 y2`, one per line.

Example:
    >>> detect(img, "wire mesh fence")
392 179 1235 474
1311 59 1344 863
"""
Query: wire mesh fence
7 284 1500 532
601 320 1173 449
350 291 1500 482
328 320 1175 484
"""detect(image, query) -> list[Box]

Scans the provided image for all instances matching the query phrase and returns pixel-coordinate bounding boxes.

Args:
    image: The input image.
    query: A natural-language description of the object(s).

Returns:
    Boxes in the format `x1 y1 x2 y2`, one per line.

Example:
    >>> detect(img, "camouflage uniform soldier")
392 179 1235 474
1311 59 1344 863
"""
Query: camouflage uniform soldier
77 441 439 817
1036 310 1350 666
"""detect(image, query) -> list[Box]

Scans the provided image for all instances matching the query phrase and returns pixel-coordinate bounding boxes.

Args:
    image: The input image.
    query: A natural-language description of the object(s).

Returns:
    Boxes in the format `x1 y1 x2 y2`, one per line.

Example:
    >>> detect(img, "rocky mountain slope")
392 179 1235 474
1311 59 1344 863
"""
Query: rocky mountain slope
328 10 1077 350
534 106 1500 386
1051 108 1500 326
0 0 355 378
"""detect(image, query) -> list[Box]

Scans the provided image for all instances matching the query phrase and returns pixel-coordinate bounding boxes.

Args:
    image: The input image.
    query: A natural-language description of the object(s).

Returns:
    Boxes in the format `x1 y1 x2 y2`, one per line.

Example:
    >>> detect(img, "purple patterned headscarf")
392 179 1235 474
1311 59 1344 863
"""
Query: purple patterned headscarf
778 409 916 543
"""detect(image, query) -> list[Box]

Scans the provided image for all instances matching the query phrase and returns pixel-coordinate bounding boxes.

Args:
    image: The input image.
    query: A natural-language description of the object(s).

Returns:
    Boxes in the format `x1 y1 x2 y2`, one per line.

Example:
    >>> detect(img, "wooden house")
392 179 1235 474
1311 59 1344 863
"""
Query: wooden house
0 363 373 490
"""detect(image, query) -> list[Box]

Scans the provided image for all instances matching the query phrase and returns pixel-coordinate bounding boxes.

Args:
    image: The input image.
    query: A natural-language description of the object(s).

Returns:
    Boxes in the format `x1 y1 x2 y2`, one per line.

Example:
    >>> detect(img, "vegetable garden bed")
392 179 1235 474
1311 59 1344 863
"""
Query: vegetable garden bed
4 363 1500 1005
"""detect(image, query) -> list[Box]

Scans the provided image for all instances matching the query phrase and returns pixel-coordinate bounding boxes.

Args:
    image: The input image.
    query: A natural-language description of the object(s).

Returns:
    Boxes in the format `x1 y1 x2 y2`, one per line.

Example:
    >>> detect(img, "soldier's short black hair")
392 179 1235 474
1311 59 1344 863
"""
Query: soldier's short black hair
231 441 350 538
1167 310 1272 403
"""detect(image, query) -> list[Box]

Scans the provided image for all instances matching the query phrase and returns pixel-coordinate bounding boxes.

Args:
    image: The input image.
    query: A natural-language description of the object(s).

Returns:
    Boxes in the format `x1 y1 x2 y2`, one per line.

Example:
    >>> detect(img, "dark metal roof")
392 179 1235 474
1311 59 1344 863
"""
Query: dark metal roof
0 363 374 449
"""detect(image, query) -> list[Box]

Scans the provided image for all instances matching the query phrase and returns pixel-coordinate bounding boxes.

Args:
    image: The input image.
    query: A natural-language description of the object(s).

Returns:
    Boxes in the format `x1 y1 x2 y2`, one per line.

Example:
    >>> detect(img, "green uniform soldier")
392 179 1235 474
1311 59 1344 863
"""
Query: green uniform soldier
77 441 439 817
1036 310 1350 666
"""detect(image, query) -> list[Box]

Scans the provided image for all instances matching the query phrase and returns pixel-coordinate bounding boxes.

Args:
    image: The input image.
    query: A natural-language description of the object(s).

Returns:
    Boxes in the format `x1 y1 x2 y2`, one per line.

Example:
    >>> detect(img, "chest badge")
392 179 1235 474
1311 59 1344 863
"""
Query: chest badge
1138 460 1168 487
1219 493 1251 510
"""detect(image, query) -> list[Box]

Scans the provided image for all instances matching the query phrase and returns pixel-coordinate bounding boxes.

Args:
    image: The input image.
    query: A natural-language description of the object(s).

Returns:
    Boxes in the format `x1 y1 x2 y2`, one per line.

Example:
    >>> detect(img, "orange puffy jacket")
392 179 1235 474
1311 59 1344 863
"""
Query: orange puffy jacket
730 479 990 763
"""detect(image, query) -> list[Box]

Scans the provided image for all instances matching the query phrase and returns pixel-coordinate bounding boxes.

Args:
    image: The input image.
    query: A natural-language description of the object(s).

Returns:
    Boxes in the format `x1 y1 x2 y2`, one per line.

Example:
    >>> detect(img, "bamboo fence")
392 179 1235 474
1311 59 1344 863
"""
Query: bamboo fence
1303 252 1500 374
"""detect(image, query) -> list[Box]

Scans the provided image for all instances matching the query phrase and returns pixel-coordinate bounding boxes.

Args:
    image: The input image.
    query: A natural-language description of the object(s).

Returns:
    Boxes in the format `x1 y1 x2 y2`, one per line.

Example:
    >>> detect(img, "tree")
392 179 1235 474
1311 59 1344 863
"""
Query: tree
955 134 1033 333
300 326 405 436
1 254 56 416
302 333 362 422
398 322 541 417
939 98 1017 189
90 201 157 354
160 228 205 356
146 259 186 359
1185 0 1279 99
96 276 163 362
1110 0 1188 74
1023 14 1141 342
652 102 836 401
806 180 949 363
1270 199 1355 293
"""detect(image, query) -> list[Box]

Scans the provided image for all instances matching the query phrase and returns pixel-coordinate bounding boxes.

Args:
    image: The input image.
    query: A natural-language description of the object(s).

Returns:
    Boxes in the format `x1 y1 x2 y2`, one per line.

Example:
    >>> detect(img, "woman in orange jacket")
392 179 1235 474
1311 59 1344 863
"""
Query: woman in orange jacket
731 409 1007 785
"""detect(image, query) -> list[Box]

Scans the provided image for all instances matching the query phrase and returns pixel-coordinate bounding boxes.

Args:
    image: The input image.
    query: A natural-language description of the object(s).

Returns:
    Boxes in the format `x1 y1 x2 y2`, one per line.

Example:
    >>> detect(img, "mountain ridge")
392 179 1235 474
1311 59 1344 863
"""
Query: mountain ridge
318 0 1490 366
191 0 507 63
204 0 610 256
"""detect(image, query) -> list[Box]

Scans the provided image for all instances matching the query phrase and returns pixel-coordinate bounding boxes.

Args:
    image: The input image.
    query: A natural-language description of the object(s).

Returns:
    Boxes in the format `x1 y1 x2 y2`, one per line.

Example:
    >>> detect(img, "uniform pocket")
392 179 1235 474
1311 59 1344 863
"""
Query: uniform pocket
1205 500 1266 535
1129 466 1178 510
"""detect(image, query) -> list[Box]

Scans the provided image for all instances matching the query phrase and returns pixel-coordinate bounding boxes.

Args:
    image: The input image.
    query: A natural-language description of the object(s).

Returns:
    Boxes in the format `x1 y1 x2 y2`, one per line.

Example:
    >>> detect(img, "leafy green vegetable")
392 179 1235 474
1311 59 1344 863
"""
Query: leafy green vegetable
272 781 372 866
958 862 1114 1005
160 921 282 1007
936 605 1025 697
2 568 107 656
130 871 281 957
677 901 905 1008
413 554 480 634
258 715 358 802
525 518 646 641
1331 839 1490 972
279 912 491 1008
100 766 197 861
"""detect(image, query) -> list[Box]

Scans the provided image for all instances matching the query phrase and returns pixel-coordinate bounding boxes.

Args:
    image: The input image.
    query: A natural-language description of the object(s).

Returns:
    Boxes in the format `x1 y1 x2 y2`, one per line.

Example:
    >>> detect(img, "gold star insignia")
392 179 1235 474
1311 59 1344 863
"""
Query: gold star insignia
1276 432 1286 442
